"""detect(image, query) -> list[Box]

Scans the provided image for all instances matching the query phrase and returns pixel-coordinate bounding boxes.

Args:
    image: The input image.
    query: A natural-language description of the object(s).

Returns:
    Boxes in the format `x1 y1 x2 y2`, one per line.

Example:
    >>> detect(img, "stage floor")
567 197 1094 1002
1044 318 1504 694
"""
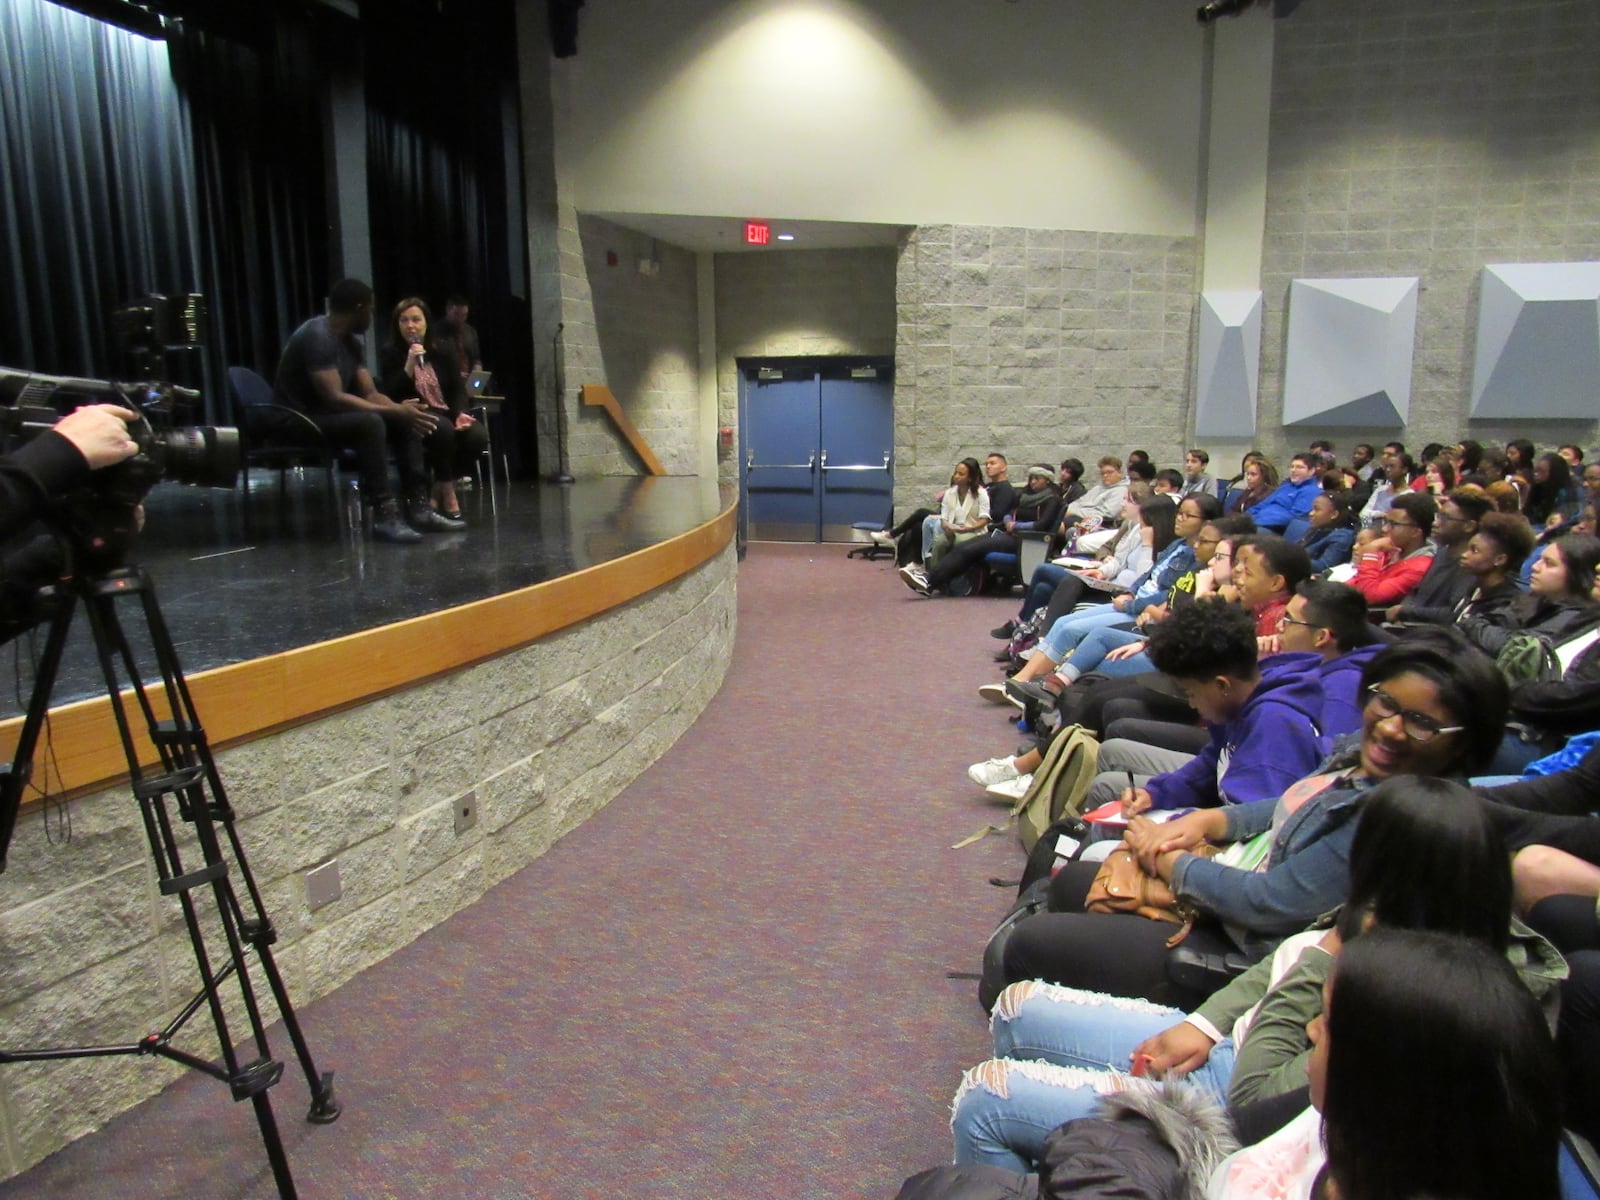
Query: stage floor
3 474 733 716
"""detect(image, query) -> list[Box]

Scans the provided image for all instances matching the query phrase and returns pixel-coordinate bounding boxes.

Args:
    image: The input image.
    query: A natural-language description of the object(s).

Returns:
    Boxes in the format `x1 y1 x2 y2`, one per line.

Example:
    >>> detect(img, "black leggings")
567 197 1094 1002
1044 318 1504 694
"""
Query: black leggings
999 860 1240 1008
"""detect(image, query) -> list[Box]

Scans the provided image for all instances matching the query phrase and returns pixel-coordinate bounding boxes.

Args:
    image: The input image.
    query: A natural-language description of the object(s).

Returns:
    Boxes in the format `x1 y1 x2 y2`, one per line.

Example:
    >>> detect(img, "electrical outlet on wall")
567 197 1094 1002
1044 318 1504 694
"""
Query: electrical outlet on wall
305 859 342 910
454 790 478 836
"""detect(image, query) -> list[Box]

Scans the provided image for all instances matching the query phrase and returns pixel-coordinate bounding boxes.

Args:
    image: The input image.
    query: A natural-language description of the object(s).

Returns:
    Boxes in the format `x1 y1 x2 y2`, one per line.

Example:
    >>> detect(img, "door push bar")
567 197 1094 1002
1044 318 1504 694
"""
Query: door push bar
819 450 893 472
745 449 817 472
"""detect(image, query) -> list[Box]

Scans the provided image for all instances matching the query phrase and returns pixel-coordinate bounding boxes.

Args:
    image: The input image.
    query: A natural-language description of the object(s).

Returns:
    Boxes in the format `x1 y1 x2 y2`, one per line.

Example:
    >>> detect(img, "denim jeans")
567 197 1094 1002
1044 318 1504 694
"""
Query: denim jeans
950 981 1237 1172
1037 607 1132 664
1020 563 1069 620
921 514 944 562
1057 626 1147 682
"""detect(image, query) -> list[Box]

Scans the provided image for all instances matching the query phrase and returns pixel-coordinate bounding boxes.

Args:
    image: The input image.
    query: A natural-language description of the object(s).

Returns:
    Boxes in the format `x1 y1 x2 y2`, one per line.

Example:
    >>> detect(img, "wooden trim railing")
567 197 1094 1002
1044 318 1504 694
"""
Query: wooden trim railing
580 384 668 475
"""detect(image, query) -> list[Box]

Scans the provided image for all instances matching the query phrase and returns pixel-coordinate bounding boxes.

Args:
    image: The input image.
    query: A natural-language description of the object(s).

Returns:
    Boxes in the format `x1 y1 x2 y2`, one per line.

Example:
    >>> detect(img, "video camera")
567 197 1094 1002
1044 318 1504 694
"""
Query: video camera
0 369 239 570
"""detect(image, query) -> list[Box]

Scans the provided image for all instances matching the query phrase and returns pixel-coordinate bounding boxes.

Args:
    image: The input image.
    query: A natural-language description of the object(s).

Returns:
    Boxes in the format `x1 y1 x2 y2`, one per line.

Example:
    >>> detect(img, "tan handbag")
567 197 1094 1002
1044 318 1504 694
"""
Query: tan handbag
1083 845 1213 947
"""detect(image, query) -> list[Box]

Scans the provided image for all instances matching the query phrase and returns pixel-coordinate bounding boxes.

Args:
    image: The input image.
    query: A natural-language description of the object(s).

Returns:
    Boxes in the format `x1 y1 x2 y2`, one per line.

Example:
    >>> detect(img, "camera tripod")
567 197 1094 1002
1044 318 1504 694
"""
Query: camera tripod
0 563 339 1198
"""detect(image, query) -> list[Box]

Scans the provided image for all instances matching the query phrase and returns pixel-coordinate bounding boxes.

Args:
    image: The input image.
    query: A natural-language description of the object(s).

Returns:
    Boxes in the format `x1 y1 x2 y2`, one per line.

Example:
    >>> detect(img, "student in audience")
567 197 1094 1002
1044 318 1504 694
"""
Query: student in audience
908 457 988 574
1421 454 1456 495
1528 450 1579 529
983 452 1019 527
1152 468 1184 498
1272 581 1387 740
1440 510 1533 628
1459 532 1600 662
1059 455 1129 537
1245 453 1322 533
1485 477 1524 513
1211 928 1561 1200
1356 449 1410 527
1230 534 1311 637
952 783 1559 1179
1298 491 1357 573
1056 458 1086 507
1452 439 1484 478
1224 454 1275 515
994 632 1508 1006
1180 449 1214 499
1062 599 1327 812
1350 491 1437 605
1560 444 1585 468
1380 485 1488 625
1349 442 1376 482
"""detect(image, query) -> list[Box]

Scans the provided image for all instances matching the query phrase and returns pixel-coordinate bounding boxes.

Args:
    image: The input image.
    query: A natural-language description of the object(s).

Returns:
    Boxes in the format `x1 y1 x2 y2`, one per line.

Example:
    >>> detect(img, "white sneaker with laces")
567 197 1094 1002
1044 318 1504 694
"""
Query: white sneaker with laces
978 681 1026 708
986 774 1034 802
967 756 1020 787
898 563 932 595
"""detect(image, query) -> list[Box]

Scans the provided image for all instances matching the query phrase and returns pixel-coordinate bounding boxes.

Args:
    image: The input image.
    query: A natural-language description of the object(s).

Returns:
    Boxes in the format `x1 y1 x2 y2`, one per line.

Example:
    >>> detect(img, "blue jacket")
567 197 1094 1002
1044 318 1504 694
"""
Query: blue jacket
1300 524 1355 573
1265 644 1386 751
1145 657 1327 813
1247 477 1322 533
1130 541 1196 616
1170 740 1380 957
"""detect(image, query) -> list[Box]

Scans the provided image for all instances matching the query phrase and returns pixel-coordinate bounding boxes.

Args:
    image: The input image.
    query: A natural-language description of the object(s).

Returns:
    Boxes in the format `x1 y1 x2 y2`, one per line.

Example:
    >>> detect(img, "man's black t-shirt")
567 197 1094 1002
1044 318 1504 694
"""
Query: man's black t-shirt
272 316 364 412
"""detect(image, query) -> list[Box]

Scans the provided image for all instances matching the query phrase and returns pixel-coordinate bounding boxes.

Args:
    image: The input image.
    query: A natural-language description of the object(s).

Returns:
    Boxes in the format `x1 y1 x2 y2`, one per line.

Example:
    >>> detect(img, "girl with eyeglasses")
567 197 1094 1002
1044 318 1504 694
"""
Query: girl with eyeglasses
991 629 1509 1008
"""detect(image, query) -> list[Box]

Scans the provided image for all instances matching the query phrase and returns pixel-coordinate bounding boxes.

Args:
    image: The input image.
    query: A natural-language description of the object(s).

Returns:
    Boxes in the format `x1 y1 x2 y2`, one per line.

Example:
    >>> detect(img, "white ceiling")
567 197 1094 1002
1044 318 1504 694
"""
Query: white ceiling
587 211 909 253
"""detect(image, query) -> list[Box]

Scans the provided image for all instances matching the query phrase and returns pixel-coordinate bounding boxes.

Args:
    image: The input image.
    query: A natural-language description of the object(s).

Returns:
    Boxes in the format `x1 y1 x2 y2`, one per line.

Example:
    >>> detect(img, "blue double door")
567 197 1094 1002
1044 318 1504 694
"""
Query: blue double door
740 359 894 542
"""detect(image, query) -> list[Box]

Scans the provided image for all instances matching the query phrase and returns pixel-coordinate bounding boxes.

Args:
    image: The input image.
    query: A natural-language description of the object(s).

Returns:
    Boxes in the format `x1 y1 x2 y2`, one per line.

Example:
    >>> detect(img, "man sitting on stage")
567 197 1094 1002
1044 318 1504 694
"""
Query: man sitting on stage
271 278 438 544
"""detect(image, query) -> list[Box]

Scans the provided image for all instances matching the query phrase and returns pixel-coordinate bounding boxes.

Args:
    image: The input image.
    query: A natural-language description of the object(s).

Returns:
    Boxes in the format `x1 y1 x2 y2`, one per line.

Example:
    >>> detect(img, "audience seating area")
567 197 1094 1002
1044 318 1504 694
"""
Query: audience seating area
890 440 1600 1200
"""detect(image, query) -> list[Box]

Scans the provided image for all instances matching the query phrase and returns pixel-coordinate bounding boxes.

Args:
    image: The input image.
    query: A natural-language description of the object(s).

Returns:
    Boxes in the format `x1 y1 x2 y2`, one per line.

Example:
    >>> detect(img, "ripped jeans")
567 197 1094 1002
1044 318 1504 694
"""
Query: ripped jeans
950 980 1236 1173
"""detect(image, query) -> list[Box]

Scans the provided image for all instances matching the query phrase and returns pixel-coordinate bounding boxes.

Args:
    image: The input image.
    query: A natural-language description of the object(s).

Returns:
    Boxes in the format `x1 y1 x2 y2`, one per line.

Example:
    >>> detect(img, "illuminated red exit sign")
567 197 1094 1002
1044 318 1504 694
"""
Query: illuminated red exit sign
744 221 770 246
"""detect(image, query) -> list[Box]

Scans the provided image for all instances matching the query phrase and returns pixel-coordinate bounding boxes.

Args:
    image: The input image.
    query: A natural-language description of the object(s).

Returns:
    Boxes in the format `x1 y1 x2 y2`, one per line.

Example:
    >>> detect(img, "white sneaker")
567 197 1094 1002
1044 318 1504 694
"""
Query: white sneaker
986 774 1034 801
978 682 1023 708
967 756 1020 787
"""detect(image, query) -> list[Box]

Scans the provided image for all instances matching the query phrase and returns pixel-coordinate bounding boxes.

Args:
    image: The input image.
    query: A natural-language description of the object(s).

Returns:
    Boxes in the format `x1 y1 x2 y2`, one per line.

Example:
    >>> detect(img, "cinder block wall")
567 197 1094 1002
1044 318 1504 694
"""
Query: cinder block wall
713 247 900 488
554 209 701 476
893 225 1200 512
0 545 737 1179
1256 0 1600 461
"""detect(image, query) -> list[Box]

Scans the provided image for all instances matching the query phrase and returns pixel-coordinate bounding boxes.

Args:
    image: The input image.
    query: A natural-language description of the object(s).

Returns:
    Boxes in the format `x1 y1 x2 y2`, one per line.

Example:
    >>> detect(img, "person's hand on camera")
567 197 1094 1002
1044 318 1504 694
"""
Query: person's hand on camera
56 405 140 470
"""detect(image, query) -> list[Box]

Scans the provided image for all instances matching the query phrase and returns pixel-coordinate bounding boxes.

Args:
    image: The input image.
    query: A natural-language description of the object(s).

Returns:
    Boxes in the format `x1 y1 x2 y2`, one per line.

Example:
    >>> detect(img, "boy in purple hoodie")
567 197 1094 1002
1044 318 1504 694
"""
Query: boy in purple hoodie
1081 597 1328 815
1268 579 1389 749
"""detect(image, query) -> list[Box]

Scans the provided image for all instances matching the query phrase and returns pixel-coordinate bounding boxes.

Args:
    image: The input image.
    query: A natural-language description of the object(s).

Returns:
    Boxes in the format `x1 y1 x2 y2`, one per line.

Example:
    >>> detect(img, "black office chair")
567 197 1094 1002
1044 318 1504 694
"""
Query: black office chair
226 366 346 533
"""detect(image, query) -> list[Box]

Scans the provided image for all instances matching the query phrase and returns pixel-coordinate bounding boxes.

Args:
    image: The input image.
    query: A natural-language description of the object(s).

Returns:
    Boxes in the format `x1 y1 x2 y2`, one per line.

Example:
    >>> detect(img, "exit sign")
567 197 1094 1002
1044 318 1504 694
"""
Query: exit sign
744 221 770 245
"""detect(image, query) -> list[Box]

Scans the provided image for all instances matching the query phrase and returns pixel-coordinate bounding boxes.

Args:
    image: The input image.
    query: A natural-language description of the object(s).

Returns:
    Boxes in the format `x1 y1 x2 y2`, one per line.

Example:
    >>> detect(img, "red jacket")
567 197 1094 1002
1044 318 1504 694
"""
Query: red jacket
1352 546 1435 605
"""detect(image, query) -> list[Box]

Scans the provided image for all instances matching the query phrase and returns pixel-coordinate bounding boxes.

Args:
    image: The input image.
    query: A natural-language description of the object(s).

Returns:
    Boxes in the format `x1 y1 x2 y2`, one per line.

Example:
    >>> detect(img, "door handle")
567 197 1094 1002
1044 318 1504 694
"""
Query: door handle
820 449 894 472
747 451 817 471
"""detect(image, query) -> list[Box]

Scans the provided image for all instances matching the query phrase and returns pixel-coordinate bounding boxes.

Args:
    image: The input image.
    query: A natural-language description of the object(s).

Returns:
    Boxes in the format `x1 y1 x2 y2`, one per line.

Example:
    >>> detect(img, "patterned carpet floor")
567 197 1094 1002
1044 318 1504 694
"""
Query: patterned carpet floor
0 542 1034 1200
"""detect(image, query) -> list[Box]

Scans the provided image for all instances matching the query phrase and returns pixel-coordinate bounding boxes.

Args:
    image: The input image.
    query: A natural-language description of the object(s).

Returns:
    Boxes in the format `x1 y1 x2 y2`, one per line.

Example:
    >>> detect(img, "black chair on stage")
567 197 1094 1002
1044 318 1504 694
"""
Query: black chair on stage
226 366 346 533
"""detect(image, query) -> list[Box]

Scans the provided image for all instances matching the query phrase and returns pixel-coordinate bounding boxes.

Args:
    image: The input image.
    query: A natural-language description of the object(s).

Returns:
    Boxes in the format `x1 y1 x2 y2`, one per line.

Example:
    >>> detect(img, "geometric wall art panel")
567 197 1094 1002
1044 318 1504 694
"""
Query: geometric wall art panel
1195 290 1262 438
1282 277 1419 428
1469 262 1600 420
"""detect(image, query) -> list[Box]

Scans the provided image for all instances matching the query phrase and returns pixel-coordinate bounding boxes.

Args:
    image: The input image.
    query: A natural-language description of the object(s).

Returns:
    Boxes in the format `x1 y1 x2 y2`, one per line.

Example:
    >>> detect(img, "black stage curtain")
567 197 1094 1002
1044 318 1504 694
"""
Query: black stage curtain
362 0 534 472
0 0 201 382
167 14 331 414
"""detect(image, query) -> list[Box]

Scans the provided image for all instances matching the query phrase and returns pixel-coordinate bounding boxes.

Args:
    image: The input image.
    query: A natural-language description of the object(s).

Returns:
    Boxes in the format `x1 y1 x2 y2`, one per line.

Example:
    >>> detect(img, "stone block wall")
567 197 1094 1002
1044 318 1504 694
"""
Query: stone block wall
552 208 701 476
0 544 737 1179
713 247 899 487
893 225 1200 512
1257 0 1600 462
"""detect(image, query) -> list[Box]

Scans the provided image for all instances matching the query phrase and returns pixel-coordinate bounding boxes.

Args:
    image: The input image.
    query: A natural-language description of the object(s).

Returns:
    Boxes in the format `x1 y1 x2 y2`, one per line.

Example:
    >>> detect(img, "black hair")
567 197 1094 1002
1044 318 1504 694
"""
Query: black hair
1059 458 1084 480
1210 513 1256 537
1507 437 1537 473
1127 460 1157 483
1126 449 1151 465
1561 444 1585 463
1387 489 1436 537
1381 441 1406 457
1358 628 1509 774
1154 468 1184 492
1548 532 1600 602
1528 451 1575 525
1187 448 1210 466
1145 596 1258 681
1323 929 1560 1200
1474 511 1536 572
328 278 373 315
1352 442 1375 460
1294 580 1380 651
1308 439 1334 454
954 457 983 493
1442 485 1492 526
1454 439 1484 472
1232 534 1312 597
1310 490 1355 528
1334 778 1510 948
1386 452 1415 485
1138 497 1179 556
445 293 470 309
1420 441 1445 464
986 451 1008 465
1178 492 1223 524
1290 451 1316 469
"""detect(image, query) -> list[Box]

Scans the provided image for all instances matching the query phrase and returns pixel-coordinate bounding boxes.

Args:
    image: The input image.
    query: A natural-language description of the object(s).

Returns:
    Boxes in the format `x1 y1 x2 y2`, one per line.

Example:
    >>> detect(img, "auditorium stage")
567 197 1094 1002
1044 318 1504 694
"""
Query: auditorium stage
0 473 738 790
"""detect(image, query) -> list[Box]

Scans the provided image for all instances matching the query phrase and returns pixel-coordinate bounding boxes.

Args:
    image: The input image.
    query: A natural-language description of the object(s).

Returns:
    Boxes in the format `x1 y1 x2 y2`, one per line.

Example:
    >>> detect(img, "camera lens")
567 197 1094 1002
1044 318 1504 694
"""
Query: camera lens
154 426 241 490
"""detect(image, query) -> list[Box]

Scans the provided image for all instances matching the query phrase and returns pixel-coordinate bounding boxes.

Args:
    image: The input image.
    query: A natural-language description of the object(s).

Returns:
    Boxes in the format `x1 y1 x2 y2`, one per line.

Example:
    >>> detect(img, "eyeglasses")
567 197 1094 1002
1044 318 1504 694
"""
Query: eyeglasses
1213 552 1232 562
1433 512 1468 524
1381 517 1417 529
1365 685 1465 743
1278 612 1319 631
1195 535 1222 545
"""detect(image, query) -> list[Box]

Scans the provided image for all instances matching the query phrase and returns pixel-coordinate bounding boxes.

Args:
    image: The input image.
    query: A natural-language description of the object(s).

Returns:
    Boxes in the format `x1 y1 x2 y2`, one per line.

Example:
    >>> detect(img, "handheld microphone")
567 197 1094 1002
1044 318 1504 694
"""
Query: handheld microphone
409 334 426 367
